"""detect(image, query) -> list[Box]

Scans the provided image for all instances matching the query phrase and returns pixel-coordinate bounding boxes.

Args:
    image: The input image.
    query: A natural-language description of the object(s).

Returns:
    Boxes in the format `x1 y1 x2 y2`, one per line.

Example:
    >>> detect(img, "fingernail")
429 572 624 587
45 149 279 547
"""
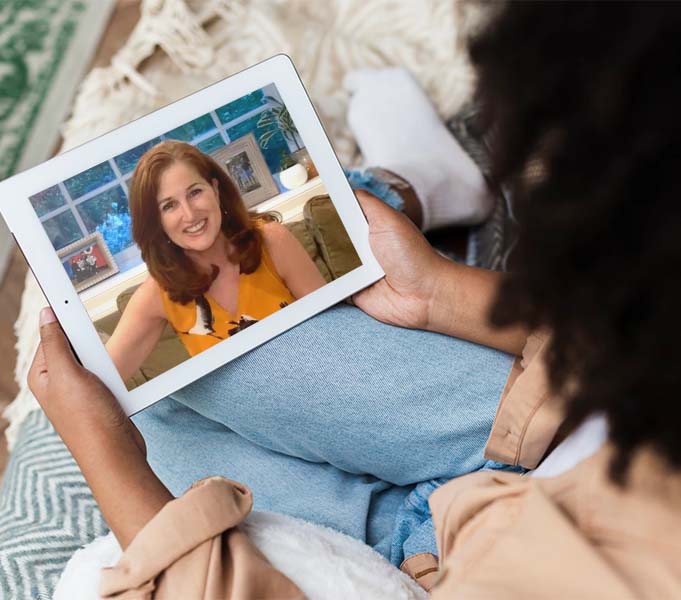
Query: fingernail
39 307 56 327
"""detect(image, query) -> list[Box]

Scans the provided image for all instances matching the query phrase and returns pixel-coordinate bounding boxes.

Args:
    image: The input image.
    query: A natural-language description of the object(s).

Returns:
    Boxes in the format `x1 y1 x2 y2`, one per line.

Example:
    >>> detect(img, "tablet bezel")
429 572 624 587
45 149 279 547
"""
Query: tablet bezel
0 54 383 416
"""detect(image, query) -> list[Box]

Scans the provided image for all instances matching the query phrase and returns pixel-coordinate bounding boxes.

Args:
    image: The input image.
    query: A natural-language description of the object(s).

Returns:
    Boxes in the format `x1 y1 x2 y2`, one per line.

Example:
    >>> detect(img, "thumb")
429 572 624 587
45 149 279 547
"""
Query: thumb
355 190 395 224
38 307 79 374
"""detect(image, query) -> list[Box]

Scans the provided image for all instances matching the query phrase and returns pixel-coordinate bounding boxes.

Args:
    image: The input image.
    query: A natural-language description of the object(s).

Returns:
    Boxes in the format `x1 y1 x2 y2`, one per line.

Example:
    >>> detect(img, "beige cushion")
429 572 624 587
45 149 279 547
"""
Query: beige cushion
285 219 333 283
303 195 362 280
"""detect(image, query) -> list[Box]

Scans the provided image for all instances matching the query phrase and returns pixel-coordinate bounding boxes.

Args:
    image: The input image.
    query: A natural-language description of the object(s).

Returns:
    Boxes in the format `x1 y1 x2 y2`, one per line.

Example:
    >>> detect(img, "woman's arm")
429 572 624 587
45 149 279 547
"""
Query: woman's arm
106 276 168 382
29 309 173 549
352 191 528 355
426 259 529 356
261 221 327 298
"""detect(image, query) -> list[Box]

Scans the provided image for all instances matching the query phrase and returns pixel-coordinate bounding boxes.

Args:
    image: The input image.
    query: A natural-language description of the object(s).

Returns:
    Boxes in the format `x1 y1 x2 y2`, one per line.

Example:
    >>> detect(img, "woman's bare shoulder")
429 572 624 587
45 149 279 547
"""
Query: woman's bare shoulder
260 219 288 238
129 275 165 318
260 220 295 250
135 274 161 296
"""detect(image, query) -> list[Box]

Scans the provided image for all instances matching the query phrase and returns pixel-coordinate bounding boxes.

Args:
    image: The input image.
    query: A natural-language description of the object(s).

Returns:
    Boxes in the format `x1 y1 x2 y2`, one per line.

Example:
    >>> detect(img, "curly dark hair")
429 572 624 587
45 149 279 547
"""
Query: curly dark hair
469 2 681 482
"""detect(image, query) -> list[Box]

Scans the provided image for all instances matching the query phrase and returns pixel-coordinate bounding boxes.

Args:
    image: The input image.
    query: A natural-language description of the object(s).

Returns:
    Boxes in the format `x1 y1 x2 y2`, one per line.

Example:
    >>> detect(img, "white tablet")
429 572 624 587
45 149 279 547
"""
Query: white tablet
0 54 383 416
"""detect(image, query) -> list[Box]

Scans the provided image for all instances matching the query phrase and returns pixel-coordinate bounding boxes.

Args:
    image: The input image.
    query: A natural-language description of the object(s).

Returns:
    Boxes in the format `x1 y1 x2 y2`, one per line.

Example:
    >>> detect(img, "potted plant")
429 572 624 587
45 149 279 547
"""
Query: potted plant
256 96 302 151
277 151 308 190
257 96 317 177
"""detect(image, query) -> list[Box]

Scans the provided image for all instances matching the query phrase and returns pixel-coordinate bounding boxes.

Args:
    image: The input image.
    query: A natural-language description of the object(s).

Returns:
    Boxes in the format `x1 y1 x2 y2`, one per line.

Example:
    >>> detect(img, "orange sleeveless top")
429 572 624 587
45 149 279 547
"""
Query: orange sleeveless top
160 246 296 356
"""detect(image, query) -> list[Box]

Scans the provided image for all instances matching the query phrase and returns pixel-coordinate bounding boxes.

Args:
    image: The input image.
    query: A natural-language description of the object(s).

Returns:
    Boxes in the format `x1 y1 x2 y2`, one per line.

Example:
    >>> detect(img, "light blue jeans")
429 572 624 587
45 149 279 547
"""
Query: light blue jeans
133 305 514 565
132 169 514 566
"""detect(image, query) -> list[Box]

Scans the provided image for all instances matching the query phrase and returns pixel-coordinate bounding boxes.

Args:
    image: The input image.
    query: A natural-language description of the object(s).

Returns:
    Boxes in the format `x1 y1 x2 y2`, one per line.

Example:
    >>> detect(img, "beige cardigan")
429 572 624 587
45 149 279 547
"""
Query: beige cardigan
427 332 681 598
100 332 681 598
99 478 303 599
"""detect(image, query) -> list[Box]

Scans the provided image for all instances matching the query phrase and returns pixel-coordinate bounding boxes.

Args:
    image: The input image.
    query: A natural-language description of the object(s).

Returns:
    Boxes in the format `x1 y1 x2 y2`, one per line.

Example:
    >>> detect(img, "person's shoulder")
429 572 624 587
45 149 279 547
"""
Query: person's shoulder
257 219 289 253
259 219 299 251
259 219 288 242
258 220 302 276
136 274 162 296
130 275 165 317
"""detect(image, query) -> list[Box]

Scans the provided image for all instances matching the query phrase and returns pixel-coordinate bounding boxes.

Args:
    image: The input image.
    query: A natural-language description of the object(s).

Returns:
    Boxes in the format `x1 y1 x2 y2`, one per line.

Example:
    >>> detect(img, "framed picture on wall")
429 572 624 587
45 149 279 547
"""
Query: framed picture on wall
57 231 119 292
210 133 279 207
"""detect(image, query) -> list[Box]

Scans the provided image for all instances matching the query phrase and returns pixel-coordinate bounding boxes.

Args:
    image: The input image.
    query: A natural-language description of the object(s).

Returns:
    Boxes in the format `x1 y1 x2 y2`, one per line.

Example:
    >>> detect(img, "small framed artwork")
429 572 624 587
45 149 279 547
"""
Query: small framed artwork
210 133 279 207
58 232 119 292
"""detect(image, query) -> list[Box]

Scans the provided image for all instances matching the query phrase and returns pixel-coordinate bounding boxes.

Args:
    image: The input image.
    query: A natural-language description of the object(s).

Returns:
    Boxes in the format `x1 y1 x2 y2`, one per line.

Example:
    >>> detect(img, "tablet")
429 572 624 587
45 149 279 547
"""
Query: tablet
0 54 383 416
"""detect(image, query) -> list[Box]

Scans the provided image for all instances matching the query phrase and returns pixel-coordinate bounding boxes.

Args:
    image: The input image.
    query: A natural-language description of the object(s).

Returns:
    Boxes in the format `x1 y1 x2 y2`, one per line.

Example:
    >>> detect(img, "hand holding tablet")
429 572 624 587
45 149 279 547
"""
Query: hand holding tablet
351 190 445 331
0 55 384 416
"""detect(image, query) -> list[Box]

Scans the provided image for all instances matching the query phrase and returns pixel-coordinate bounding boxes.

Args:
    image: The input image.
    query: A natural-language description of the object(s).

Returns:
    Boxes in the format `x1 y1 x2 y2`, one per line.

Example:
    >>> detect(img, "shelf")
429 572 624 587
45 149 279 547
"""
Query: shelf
254 176 326 222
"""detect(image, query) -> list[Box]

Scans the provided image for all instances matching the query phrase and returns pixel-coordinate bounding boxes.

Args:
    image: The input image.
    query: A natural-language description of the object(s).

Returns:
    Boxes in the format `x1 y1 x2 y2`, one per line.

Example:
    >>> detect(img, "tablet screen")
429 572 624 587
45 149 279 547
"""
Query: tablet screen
28 82 362 391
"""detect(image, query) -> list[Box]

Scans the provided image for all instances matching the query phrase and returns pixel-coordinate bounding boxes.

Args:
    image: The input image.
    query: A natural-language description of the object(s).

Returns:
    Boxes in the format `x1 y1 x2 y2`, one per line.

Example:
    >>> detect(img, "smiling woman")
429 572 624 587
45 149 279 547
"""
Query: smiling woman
105 141 326 383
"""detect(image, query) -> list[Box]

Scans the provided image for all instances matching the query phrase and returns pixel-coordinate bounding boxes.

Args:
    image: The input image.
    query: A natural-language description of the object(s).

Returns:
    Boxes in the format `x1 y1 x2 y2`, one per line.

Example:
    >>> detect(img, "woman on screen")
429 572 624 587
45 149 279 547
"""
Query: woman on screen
106 141 326 382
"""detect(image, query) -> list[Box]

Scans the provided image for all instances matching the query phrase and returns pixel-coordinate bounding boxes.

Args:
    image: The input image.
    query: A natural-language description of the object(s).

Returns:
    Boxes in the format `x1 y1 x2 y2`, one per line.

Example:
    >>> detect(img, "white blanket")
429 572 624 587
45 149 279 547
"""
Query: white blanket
55 511 427 600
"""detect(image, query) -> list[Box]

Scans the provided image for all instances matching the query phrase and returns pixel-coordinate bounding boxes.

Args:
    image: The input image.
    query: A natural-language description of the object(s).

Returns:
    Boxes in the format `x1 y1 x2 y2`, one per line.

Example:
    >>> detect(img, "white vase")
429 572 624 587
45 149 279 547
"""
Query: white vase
279 163 308 190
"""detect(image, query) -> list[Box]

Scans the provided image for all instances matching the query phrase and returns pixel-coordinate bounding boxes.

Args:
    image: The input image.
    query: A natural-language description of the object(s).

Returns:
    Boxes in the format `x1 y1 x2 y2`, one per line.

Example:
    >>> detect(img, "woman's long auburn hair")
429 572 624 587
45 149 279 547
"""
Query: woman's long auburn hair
129 140 266 304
